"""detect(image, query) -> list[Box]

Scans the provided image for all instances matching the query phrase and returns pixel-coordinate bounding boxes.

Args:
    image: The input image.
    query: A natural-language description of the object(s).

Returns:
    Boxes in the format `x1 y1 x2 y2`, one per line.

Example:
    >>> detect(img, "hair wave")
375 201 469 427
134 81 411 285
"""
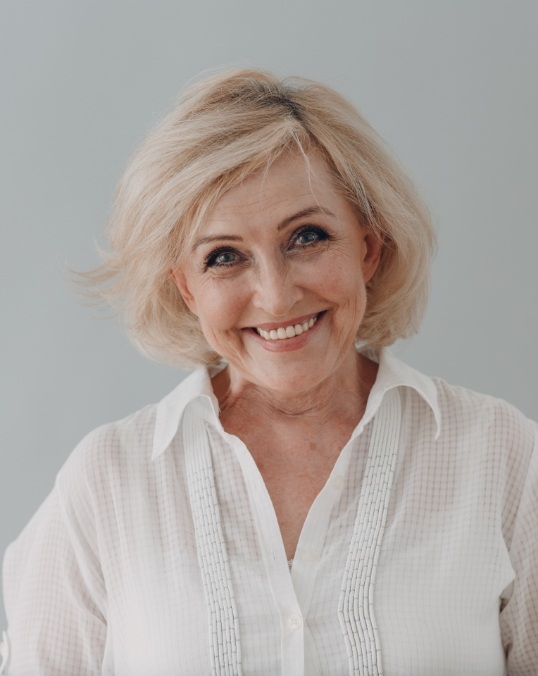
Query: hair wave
82 68 436 367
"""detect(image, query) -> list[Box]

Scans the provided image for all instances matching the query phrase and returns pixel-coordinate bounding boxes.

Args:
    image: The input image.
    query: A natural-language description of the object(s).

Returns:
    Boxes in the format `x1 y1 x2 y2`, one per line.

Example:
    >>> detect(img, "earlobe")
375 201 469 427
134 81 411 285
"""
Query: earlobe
170 269 197 315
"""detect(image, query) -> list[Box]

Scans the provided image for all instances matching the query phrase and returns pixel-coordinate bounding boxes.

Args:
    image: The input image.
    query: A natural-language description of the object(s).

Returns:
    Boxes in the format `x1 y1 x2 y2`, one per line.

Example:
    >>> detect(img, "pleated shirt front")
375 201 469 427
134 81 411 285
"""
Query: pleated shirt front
3 350 537 675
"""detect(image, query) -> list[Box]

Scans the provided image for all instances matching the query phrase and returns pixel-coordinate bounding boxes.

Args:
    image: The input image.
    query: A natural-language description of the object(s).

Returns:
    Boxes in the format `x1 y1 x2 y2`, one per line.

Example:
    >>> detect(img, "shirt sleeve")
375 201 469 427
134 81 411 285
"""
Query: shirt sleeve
2 470 107 675
500 421 538 675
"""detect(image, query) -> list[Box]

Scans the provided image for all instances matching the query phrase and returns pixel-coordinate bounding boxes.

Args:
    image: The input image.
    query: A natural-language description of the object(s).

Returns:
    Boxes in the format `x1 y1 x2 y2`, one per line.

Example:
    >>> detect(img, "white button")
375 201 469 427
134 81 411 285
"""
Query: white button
287 613 302 630
332 475 344 490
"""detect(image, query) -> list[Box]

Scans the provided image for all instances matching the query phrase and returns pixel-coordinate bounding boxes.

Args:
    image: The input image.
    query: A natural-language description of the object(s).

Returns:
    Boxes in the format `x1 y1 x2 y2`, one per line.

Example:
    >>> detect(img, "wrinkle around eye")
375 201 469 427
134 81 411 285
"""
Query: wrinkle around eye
287 234 332 259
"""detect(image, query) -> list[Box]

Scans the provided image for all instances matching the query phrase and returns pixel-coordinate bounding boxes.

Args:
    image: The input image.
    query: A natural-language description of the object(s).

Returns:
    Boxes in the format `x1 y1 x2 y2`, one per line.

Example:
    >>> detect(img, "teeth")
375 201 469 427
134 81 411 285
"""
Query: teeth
256 315 318 341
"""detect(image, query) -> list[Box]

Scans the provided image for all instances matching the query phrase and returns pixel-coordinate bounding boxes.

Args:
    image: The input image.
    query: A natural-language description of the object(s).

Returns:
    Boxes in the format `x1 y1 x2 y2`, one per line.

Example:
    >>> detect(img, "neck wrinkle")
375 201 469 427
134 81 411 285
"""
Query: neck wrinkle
214 351 377 427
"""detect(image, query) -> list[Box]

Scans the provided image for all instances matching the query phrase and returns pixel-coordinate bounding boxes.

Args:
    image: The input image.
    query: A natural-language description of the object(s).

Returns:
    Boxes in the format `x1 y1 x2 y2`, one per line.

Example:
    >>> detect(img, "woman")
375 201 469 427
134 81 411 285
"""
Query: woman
2 69 537 675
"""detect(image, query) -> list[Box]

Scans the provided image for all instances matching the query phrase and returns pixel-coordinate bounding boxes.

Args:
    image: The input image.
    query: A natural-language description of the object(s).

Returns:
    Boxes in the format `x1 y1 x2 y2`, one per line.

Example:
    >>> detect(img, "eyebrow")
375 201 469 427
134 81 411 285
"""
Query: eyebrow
277 206 335 231
191 205 335 251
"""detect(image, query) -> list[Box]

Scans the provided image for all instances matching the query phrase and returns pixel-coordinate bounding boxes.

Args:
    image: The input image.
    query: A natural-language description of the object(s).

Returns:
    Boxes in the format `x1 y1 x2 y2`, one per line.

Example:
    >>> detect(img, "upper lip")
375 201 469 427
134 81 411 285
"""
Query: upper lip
249 312 321 331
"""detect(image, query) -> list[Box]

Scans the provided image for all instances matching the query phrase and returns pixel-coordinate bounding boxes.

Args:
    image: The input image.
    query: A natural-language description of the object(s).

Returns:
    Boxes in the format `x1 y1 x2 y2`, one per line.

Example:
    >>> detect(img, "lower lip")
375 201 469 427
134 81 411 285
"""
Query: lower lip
245 312 324 352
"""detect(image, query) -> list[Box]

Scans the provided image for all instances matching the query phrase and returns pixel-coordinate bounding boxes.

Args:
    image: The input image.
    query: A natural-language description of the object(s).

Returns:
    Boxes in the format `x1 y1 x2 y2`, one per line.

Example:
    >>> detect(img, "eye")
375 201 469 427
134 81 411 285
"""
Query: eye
204 247 242 269
291 225 331 248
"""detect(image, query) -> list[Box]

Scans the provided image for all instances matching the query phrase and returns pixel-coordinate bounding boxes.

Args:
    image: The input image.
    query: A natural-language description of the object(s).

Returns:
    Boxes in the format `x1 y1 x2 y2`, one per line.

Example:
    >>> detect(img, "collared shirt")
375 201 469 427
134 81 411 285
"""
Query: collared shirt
2 350 537 675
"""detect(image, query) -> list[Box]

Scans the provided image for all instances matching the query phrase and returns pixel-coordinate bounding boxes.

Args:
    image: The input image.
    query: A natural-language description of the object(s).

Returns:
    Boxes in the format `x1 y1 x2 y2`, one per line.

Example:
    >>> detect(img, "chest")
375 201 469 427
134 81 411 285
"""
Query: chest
100 455 510 676
261 468 331 559
240 435 346 559
99 393 513 675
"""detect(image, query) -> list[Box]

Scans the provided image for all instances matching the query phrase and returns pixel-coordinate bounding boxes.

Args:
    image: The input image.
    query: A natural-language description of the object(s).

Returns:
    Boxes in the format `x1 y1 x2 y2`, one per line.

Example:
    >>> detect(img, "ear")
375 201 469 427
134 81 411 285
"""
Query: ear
170 269 198 315
361 230 383 284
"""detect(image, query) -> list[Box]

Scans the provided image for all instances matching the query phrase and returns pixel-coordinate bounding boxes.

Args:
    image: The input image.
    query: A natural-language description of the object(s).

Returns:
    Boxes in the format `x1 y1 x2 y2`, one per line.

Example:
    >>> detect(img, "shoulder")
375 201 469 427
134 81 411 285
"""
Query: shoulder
430 378 536 535
432 376 536 455
45 366 214 530
55 402 160 506
379 350 536 457
389 351 537 504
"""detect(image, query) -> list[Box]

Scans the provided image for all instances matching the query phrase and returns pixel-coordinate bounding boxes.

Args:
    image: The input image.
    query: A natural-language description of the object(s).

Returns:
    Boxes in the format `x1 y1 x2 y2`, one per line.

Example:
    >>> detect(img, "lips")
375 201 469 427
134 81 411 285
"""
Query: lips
254 313 320 341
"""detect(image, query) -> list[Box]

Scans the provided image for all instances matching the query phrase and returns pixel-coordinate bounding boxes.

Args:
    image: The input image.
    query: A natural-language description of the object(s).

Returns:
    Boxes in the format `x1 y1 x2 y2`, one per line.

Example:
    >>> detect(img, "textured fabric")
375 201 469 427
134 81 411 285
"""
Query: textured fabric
338 388 402 675
183 409 242 675
2 349 537 675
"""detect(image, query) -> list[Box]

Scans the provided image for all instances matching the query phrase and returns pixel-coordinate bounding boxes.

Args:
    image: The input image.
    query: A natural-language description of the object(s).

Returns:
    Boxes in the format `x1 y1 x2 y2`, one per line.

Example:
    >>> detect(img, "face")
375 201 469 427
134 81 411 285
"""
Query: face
172 152 381 396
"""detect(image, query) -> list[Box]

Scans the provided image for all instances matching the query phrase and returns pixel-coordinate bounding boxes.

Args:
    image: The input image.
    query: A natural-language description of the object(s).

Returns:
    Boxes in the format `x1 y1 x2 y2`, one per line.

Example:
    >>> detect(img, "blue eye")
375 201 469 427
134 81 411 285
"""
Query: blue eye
296 230 320 245
204 247 240 269
293 226 330 248
214 251 237 265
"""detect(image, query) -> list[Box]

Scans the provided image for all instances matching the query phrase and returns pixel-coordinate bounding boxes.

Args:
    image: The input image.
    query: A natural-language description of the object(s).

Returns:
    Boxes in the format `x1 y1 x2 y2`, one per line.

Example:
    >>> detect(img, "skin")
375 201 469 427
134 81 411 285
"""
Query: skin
172 151 382 558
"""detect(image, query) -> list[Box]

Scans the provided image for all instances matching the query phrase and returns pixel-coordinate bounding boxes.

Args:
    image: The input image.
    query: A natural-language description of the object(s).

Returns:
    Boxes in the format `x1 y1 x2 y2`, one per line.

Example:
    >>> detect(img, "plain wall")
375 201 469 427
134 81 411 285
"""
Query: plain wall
1 0 537 630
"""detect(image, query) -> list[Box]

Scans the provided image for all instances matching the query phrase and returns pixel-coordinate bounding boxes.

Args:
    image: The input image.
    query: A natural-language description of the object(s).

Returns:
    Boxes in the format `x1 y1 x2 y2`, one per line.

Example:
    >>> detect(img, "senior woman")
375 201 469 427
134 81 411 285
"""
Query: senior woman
2 69 537 676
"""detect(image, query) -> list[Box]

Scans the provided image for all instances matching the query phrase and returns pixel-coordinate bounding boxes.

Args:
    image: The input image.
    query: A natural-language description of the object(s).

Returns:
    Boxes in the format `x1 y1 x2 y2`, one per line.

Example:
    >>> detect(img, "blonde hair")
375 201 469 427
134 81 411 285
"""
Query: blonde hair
86 68 436 367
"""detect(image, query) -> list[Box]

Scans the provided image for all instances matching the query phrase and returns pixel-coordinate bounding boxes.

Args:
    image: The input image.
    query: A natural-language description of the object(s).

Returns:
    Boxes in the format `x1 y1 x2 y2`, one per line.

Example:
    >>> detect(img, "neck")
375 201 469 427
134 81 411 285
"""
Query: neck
213 350 378 428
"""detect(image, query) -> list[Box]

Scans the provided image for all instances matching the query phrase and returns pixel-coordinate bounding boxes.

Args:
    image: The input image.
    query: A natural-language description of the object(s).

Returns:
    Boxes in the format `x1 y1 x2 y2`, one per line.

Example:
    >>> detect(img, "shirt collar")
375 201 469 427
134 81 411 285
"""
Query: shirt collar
356 348 441 440
152 348 441 461
152 365 222 461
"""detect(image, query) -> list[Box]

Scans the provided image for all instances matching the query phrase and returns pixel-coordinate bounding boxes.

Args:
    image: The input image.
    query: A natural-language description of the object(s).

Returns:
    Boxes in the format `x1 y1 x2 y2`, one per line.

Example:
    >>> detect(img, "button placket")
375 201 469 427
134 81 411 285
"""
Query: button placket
287 613 303 630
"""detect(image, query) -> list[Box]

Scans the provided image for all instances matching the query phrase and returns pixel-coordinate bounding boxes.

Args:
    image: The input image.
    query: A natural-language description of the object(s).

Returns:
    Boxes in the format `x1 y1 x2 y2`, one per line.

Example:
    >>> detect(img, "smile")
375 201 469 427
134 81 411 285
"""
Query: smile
254 314 319 341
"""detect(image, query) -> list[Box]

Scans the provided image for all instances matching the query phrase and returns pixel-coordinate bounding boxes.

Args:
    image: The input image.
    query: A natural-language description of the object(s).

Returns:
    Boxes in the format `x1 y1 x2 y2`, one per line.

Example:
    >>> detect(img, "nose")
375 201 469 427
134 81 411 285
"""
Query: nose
252 258 304 317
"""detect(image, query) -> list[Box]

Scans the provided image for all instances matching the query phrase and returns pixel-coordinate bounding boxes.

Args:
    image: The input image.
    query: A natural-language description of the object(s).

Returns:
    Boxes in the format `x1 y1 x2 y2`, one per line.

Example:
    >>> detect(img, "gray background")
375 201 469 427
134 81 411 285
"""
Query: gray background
1 0 537 629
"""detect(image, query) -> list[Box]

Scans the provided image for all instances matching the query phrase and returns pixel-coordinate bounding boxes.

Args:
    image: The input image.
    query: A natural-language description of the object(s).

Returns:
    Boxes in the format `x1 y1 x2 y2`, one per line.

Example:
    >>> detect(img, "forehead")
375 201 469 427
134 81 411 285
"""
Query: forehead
204 152 340 227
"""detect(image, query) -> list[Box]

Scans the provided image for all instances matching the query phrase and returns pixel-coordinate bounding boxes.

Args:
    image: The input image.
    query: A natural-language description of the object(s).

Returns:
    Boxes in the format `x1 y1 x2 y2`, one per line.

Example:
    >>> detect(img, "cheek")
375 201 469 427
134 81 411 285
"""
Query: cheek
314 261 366 304
313 261 367 332
195 282 248 331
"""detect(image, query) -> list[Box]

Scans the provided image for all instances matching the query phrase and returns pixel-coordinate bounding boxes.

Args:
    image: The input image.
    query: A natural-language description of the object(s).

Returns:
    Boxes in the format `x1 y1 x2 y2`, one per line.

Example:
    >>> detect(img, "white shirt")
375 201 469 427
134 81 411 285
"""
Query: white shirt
2 350 537 675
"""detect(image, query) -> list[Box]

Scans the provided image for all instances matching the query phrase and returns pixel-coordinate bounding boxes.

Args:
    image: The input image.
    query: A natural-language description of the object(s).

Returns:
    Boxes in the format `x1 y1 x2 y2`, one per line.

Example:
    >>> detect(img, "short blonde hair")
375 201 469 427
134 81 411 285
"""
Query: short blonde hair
87 68 436 367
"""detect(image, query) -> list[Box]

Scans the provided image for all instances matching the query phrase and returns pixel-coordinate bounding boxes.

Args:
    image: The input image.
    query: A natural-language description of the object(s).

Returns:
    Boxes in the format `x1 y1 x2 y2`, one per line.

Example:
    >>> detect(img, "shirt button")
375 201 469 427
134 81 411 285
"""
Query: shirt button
287 613 303 630
332 475 344 490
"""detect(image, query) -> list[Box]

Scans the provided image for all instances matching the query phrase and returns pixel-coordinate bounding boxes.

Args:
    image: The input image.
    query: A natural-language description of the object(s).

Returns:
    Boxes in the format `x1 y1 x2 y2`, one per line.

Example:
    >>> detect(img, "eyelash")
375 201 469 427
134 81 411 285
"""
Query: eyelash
203 225 332 270
203 246 242 270
291 225 331 248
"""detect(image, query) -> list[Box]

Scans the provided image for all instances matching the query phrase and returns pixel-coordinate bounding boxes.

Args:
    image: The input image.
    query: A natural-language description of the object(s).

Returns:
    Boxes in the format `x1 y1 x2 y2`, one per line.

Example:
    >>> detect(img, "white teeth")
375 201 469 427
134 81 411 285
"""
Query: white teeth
255 315 319 341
